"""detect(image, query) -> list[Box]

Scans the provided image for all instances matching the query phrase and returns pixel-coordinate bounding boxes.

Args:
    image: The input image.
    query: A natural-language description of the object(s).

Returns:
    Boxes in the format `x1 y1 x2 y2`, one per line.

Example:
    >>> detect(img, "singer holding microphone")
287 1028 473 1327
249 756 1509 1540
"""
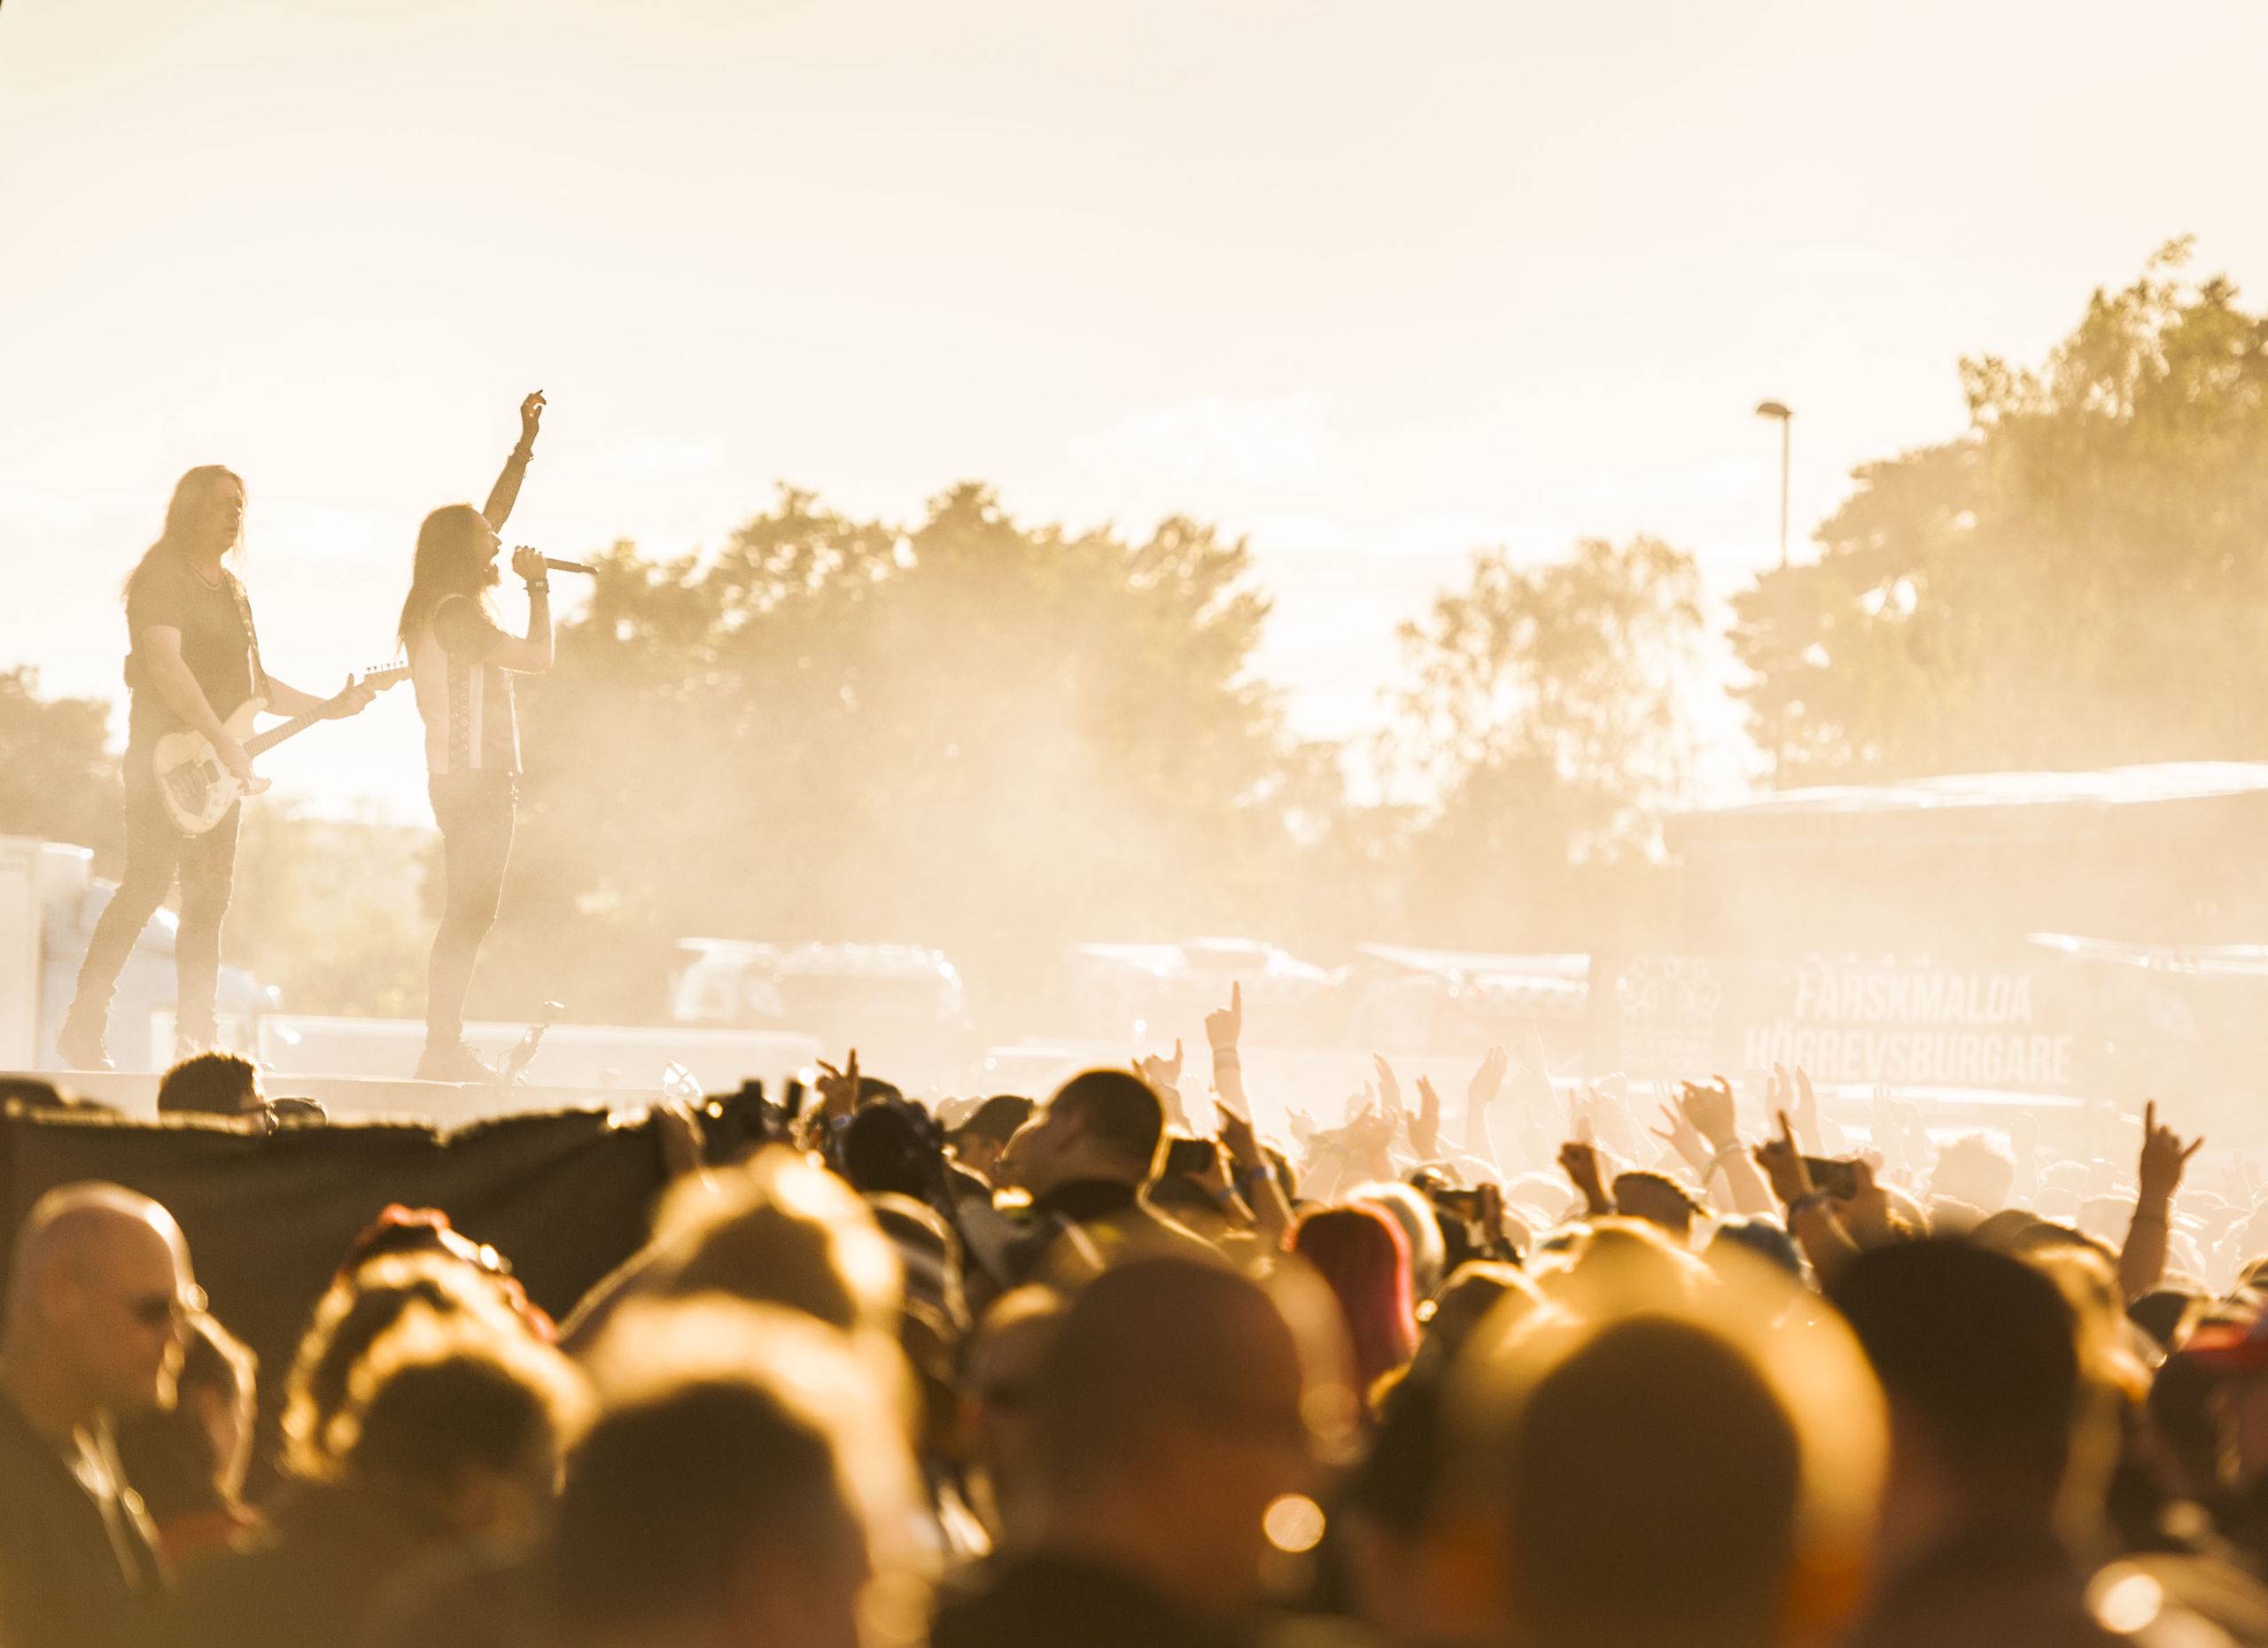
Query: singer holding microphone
396 391 587 1081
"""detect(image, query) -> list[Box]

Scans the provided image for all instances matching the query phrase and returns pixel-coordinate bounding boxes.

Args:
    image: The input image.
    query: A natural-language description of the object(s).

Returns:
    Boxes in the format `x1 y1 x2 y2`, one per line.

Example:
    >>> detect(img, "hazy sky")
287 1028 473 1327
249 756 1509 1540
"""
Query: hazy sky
7 0 2267 820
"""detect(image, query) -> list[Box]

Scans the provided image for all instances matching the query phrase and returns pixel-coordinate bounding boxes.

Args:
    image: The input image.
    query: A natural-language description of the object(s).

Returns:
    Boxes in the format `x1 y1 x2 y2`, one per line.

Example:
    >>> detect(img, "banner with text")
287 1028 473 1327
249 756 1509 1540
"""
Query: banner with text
1592 955 2085 1092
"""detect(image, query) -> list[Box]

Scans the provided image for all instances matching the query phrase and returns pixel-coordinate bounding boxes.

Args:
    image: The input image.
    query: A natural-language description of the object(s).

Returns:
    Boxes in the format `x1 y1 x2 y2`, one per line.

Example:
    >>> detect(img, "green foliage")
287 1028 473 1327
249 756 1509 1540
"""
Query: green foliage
482 483 1328 1023
0 668 119 856
224 803 431 1016
1735 241 2268 778
1383 535 1706 945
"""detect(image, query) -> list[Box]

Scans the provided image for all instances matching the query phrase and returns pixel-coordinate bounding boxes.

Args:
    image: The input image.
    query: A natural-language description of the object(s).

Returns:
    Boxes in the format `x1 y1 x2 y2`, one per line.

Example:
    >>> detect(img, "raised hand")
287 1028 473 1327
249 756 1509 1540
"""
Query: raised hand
519 391 547 442
1136 1039 1184 1097
1559 1137 1612 1216
2137 1099 2204 1207
1678 1076 1741 1151
1206 981 1243 1053
1751 1109 1815 1208
812 1047 860 1125
1411 1074 1443 1160
1839 1157 1898 1246
1372 1055 1403 1118
1793 1065 1821 1141
1343 1097 1395 1170
510 546 548 584
1651 1092 1711 1175
1467 1045 1510 1109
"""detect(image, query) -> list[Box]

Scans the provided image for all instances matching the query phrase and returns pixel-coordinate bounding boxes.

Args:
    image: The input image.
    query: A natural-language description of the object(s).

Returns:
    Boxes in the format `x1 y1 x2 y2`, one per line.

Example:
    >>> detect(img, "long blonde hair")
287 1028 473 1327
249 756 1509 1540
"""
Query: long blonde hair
124 465 245 600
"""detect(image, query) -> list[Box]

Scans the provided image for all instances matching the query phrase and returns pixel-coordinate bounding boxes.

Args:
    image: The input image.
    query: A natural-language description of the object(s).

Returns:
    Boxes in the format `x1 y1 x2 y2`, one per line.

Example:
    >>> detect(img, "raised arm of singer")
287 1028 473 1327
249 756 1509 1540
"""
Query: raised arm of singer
481 391 544 530
399 400 554 1082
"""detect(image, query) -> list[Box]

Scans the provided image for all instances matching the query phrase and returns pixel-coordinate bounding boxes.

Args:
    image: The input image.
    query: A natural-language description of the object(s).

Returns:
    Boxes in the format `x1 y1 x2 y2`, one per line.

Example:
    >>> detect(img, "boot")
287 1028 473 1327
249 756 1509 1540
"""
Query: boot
56 1008 113 1073
416 1038 496 1084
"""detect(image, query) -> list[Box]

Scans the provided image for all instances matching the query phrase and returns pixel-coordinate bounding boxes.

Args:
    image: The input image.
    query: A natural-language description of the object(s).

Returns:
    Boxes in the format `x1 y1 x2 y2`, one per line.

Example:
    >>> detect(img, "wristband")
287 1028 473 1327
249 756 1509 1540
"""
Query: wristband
1787 1191 1834 1220
1209 1183 1241 1206
524 580 549 594
1238 1163 1272 1188
1211 1047 1241 1065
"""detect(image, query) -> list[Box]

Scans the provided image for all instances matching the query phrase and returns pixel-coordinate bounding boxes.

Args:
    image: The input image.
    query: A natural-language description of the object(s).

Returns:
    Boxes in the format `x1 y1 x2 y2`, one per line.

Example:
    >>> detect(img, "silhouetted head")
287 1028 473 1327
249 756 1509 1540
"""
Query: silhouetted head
1349 1182 1449 1300
649 1147 902 1336
159 466 245 560
951 1094 1034 1181
1829 1238 2080 1522
398 502 504 645
1497 1318 1804 1648
4 1183 199 1423
124 466 245 598
564 1301 922 1648
1293 1203 1418 1391
280 1251 531 1481
334 1316 586 1543
1030 1257 1317 1615
1010 1069 1166 1197
1612 1169 1706 1240
1450 1263 1885 1648
156 1051 262 1117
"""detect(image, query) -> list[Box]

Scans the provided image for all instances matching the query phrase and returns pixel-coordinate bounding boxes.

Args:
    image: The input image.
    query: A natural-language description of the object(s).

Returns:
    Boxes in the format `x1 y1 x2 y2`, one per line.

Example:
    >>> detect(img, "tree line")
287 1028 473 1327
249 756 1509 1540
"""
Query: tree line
7 244 2264 1024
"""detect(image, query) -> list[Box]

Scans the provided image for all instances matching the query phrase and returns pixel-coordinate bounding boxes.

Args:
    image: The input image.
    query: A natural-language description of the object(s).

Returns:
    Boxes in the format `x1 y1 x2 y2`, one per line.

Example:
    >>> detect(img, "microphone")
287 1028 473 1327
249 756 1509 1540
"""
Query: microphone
542 557 597 575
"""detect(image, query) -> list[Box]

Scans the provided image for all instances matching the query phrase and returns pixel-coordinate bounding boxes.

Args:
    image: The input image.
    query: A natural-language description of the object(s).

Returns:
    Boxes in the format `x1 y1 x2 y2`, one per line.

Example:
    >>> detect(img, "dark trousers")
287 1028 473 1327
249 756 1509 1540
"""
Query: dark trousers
67 751 241 1046
425 772 516 1043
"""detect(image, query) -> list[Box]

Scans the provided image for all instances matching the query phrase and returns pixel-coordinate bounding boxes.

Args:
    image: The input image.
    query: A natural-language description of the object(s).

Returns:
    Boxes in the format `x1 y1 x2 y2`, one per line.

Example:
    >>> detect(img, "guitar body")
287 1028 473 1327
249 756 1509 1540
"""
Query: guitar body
152 698 268 836
149 665 408 836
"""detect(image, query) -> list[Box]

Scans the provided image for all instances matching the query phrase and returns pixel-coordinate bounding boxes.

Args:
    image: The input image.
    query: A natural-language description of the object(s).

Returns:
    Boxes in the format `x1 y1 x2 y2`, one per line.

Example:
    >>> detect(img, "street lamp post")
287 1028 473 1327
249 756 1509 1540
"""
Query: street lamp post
1755 400 1794 787
1755 400 1791 570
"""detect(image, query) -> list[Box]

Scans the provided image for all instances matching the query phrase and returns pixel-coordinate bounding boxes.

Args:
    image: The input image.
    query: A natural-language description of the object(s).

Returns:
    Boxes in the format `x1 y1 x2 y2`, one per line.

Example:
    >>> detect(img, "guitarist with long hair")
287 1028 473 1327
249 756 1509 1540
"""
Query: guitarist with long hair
399 393 555 1081
56 467 378 1070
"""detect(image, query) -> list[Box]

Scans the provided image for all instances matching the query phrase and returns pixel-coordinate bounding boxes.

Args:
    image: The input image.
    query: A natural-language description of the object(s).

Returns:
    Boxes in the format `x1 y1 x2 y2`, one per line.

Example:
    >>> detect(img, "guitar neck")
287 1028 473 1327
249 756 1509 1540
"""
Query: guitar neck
235 668 405 758
244 708 328 758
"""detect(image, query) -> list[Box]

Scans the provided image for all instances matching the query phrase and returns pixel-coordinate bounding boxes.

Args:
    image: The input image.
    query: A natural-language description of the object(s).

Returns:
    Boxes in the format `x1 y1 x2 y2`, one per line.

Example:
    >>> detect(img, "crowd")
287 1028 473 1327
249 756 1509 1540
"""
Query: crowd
6 983 2268 1648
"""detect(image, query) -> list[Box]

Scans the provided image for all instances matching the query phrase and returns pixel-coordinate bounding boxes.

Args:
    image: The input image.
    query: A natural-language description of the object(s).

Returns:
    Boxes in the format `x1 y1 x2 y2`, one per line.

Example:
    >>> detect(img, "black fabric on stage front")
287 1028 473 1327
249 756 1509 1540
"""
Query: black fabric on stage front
0 1093 776 1500
0 1104 664 1355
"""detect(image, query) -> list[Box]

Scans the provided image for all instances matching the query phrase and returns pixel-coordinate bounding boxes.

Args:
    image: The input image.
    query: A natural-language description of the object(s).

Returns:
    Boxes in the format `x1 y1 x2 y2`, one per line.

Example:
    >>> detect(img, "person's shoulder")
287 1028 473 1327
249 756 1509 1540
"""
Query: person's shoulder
1131 1195 1228 1255
127 556 191 610
0 1390 69 1497
432 595 502 653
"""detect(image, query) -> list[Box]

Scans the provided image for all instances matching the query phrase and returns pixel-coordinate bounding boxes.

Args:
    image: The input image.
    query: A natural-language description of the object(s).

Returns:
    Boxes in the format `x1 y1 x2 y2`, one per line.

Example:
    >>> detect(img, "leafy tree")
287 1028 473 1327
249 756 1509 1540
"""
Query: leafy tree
0 667 120 856
1735 241 2268 778
1383 534 1706 946
223 803 431 1016
482 483 1320 1025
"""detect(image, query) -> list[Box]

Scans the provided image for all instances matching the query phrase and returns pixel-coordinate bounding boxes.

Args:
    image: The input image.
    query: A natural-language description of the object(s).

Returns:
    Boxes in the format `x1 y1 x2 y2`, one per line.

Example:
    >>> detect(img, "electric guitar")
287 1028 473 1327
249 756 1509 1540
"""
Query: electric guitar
152 665 409 835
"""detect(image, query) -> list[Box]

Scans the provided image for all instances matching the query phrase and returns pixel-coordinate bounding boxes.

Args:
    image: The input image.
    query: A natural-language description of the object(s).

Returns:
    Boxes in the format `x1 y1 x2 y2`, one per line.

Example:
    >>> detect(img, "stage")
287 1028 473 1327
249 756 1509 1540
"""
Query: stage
4 1067 645 1127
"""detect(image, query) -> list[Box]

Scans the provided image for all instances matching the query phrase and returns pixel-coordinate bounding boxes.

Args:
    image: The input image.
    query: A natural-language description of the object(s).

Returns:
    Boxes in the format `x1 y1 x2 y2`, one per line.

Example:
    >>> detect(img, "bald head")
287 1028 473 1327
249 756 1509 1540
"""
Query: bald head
1025 1257 1318 1615
5 1184 197 1426
1034 1256 1306 1493
1496 1318 1801 1648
